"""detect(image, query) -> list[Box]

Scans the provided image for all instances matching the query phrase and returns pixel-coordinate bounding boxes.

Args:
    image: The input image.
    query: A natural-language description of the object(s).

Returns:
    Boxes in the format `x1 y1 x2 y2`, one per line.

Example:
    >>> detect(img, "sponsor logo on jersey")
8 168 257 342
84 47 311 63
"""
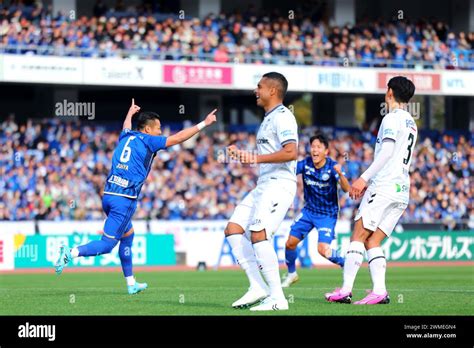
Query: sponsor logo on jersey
395 183 409 192
257 138 269 144
406 119 417 132
304 178 329 188
280 130 295 137
383 128 395 137
108 175 129 188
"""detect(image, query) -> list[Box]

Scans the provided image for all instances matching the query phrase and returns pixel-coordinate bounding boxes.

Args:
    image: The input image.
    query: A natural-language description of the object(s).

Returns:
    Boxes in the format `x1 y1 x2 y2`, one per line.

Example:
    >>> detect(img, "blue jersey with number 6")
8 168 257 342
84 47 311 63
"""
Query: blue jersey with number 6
103 128 167 199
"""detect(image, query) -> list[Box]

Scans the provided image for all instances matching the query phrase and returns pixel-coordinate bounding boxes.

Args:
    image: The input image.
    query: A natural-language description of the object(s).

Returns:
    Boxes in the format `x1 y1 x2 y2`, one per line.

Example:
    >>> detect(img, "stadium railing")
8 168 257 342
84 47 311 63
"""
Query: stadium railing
1 44 473 70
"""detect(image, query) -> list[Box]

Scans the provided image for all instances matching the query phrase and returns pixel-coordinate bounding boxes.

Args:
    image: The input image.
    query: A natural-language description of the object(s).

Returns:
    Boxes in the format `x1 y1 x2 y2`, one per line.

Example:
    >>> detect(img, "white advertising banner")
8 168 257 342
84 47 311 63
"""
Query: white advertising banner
82 58 161 86
38 220 148 235
2 54 83 84
307 67 377 93
441 71 474 96
0 221 35 235
233 64 309 92
1 54 472 96
150 219 350 267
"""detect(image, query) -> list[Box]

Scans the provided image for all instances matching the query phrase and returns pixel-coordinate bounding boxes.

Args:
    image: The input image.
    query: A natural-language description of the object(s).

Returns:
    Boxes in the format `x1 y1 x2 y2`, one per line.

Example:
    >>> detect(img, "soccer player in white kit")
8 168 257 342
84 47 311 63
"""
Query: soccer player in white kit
326 76 417 304
225 72 298 311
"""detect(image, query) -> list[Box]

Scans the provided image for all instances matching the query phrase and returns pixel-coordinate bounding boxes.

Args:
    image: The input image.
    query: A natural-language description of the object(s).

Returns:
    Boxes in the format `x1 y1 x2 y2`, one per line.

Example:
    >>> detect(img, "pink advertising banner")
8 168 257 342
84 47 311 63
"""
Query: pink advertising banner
163 64 232 86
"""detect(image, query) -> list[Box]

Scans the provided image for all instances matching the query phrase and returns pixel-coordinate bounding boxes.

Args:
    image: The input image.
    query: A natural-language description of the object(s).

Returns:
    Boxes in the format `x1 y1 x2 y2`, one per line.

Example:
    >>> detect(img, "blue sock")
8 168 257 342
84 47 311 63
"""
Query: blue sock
285 248 297 273
77 236 118 257
328 249 345 268
119 233 134 278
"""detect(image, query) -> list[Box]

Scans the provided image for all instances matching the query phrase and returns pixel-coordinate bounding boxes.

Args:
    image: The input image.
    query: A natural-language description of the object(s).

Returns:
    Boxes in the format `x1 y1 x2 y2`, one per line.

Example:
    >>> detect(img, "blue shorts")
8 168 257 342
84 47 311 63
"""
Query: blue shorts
102 194 137 240
289 208 337 244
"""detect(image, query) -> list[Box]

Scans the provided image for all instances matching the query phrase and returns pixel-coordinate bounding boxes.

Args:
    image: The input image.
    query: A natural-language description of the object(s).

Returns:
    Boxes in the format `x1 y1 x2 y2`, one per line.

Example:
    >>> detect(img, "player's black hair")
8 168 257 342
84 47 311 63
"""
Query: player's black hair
387 76 416 103
262 72 288 99
310 131 329 149
136 111 160 130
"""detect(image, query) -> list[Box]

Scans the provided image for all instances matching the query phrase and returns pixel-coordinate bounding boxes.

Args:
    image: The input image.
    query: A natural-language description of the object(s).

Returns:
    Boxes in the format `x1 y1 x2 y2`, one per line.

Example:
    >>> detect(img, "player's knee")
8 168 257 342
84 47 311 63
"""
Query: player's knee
101 235 118 253
286 239 297 250
250 230 267 243
224 223 243 236
365 238 380 250
351 224 370 243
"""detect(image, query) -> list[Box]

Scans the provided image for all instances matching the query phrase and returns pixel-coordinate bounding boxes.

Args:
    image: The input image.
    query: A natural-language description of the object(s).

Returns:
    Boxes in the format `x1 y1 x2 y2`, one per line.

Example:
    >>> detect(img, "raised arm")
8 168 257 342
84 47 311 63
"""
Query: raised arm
123 98 140 130
165 109 217 147
333 164 351 193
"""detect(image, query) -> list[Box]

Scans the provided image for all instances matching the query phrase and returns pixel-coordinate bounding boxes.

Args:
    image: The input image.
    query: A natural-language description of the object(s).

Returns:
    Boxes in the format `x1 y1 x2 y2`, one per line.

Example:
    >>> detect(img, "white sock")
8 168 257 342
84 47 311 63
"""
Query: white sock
126 276 136 286
367 247 387 295
70 247 79 258
341 241 365 293
226 234 268 291
253 240 285 301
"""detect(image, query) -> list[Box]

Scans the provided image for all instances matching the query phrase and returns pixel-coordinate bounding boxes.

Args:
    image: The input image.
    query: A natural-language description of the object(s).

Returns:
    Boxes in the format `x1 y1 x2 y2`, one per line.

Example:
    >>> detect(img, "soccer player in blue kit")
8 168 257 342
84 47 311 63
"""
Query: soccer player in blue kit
55 99 217 294
281 131 351 287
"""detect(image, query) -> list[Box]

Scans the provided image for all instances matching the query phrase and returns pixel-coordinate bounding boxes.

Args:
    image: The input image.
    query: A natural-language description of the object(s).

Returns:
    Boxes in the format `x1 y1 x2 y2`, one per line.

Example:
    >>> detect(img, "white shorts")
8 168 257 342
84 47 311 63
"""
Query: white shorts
229 178 296 239
354 188 407 237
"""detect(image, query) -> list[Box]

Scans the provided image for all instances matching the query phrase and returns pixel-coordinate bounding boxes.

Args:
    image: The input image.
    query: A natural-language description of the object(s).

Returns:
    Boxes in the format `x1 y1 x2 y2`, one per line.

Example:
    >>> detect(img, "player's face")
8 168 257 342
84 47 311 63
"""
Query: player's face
254 78 272 108
310 139 328 165
145 119 162 136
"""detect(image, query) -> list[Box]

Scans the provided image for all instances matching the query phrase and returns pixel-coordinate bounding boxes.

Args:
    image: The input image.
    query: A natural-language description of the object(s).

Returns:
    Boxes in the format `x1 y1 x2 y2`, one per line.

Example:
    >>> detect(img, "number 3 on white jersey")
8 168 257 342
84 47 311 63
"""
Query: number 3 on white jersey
120 136 136 163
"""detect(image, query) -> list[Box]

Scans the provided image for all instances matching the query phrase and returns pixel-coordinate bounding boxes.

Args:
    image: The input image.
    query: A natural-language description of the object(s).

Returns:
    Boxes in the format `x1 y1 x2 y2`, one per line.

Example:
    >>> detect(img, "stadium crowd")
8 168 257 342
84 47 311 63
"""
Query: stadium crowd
0 1 473 69
0 116 472 227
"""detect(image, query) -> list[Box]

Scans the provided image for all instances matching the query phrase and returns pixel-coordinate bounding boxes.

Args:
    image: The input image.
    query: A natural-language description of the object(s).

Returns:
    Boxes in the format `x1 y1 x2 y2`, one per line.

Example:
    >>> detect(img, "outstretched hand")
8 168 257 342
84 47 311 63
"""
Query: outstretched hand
204 108 218 126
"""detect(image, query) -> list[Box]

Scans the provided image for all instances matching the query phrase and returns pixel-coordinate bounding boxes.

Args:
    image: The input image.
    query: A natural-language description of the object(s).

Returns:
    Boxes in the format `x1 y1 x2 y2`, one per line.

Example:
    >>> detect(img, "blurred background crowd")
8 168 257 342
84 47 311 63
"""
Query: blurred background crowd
1 115 472 228
0 0 473 69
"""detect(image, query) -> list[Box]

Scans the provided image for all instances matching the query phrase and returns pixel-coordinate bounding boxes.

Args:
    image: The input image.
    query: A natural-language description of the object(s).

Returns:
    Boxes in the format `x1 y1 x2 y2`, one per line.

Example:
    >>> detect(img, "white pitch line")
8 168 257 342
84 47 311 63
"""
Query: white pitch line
0 287 473 293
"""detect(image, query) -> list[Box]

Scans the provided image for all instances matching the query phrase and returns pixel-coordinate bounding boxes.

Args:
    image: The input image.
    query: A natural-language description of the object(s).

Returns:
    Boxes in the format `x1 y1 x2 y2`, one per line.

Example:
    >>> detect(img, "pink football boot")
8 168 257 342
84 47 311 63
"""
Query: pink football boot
354 291 390 304
325 288 352 304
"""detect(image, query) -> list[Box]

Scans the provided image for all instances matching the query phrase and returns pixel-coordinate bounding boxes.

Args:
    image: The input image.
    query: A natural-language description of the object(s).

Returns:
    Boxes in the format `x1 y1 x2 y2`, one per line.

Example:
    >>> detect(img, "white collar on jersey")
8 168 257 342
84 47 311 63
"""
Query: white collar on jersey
264 103 283 117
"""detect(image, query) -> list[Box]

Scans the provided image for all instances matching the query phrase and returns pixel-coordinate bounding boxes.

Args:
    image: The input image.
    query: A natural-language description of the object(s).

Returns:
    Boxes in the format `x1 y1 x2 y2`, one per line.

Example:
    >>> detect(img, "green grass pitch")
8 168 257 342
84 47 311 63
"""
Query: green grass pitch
0 266 472 315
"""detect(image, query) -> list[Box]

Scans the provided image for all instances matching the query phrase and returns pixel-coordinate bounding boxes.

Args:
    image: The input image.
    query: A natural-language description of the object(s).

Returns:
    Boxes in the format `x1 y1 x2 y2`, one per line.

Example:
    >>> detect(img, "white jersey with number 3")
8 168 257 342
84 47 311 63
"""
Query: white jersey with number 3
369 109 418 204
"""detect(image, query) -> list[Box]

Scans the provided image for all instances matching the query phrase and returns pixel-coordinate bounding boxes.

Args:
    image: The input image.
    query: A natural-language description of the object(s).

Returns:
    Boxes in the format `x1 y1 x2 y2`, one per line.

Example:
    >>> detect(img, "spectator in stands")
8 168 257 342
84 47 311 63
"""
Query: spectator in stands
0 3 472 69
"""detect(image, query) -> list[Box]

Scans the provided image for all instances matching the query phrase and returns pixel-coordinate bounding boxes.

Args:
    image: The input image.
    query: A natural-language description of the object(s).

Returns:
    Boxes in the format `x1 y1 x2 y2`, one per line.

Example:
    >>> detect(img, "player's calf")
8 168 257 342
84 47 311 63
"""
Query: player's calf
318 243 345 268
282 237 300 288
